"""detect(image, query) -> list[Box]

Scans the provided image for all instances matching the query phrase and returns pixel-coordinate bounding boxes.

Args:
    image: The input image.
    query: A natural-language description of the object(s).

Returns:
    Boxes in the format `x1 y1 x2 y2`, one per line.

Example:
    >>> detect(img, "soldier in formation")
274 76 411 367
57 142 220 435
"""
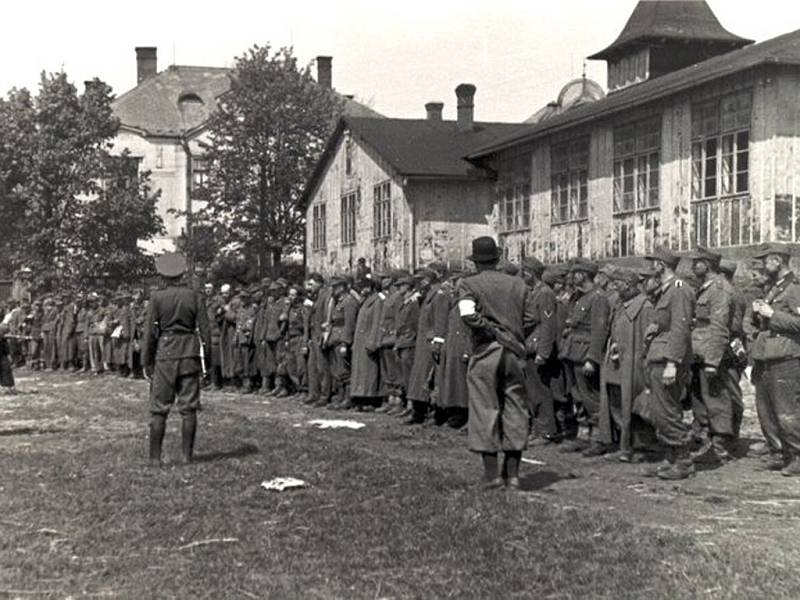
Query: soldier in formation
6 240 800 481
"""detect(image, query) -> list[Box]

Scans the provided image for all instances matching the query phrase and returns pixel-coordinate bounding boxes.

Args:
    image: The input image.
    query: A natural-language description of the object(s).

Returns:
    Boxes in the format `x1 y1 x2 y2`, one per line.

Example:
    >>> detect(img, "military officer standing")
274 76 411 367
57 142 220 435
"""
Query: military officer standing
142 253 211 467
326 276 359 410
750 243 800 476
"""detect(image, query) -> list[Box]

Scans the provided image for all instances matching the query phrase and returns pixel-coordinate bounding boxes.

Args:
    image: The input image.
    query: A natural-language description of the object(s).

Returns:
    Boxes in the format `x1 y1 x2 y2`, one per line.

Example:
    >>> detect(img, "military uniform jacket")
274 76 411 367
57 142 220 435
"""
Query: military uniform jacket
285 302 308 340
61 303 78 337
141 285 211 366
751 272 800 361
309 287 332 344
560 285 610 365
75 307 91 336
395 293 420 350
646 275 695 365
265 299 287 343
206 297 224 345
235 303 257 346
722 279 747 340
327 293 359 347
525 281 558 360
378 288 403 349
691 276 732 368
41 307 59 334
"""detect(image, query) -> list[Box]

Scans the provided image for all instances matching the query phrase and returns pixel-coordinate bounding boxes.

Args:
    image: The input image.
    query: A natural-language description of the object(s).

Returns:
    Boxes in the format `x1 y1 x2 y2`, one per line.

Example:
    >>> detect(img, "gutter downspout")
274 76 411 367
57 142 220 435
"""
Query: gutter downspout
180 136 194 276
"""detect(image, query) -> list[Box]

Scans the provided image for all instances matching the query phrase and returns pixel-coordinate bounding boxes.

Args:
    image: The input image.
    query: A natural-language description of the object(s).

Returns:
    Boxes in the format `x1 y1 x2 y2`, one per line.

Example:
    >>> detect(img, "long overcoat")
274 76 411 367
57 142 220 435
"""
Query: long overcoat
350 292 383 398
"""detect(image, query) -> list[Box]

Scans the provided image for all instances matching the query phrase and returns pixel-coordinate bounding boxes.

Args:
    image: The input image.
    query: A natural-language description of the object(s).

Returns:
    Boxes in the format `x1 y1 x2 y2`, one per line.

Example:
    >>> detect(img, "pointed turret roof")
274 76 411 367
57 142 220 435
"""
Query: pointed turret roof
589 0 753 61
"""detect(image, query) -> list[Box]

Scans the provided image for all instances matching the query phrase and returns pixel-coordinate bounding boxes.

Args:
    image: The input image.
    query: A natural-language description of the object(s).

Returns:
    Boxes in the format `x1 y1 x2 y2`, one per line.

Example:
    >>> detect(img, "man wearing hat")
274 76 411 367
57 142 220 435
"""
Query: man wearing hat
750 243 800 476
390 274 420 416
559 258 611 456
262 281 289 396
326 275 359 410
304 273 332 407
350 275 383 408
142 252 211 466
375 271 403 414
598 268 657 462
41 297 59 371
687 248 742 465
521 256 560 444
110 291 133 378
639 246 696 480
233 287 258 393
202 283 224 389
405 268 449 424
459 236 535 489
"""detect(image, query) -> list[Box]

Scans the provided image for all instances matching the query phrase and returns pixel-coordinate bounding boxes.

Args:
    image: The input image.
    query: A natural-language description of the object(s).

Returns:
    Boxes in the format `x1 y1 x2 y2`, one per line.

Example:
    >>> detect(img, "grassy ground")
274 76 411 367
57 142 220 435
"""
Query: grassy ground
2 371 800 599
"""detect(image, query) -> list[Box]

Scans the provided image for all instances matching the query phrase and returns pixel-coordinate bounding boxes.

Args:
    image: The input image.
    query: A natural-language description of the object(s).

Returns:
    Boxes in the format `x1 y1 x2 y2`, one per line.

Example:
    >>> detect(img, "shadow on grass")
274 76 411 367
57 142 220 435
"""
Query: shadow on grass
519 470 569 491
193 442 260 463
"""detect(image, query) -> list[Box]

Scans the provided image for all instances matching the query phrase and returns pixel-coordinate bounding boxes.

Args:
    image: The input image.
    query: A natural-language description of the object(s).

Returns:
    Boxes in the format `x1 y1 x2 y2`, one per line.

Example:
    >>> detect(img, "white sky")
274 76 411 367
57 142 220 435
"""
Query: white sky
2 0 799 122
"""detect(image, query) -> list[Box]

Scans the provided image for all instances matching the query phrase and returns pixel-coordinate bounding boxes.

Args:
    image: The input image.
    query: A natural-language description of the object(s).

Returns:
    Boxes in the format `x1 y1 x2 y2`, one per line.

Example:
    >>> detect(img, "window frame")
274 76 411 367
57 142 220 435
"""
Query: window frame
311 202 327 252
340 190 359 246
373 180 392 240
550 138 589 225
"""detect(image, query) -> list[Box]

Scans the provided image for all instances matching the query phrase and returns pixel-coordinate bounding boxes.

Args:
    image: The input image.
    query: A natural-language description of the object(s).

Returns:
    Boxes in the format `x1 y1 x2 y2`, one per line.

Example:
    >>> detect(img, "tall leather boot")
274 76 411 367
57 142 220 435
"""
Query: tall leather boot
149 415 166 467
181 413 197 464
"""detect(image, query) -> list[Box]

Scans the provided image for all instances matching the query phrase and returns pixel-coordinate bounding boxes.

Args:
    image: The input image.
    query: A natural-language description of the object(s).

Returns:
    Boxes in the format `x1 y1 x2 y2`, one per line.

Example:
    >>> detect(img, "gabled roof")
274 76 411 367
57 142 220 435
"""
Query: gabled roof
302 116 521 206
112 66 384 138
468 28 800 160
589 0 753 61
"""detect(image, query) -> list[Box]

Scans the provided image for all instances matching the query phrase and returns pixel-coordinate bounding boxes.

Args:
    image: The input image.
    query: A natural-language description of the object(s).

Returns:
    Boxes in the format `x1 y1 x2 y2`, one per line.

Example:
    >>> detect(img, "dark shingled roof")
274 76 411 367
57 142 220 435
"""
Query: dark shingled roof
348 117 521 178
302 116 521 206
113 65 383 137
468 28 800 160
589 0 753 60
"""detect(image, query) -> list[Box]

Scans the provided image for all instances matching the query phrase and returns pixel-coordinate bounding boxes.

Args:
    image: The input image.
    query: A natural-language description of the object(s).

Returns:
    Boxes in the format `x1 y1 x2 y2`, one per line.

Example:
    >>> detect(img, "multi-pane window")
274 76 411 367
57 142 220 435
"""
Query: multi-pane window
613 117 660 214
496 153 531 233
691 91 751 200
191 158 209 199
341 190 358 246
312 203 326 251
373 181 392 239
551 139 589 224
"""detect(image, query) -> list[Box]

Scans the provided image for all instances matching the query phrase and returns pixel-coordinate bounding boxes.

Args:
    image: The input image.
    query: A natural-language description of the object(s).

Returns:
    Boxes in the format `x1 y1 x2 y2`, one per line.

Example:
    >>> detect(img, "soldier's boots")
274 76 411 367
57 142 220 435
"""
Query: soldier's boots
762 453 787 471
582 442 610 457
781 456 800 477
149 415 166 468
656 449 696 480
181 414 197 465
312 397 330 408
273 388 290 399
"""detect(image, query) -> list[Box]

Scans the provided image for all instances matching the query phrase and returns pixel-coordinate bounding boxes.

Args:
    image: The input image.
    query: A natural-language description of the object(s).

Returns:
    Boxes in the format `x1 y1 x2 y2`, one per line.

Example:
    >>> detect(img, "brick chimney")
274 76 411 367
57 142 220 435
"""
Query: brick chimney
456 84 476 132
425 102 444 121
135 47 157 84
317 56 333 89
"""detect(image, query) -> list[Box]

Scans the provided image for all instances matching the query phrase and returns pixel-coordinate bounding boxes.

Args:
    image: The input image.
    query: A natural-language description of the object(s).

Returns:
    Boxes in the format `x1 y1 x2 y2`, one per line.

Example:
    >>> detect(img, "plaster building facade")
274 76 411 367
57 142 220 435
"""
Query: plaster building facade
303 85 519 275
468 0 800 265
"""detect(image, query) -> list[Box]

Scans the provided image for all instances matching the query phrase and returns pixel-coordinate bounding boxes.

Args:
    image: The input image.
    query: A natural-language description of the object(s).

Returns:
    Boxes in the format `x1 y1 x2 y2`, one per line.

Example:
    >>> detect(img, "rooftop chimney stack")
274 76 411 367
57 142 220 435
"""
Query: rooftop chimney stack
425 102 444 121
456 84 476 132
135 47 157 84
317 56 333 89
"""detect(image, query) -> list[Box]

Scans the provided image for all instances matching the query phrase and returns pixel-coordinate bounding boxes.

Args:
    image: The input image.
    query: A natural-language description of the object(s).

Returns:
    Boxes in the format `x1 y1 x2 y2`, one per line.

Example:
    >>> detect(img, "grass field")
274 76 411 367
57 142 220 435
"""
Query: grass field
2 371 800 599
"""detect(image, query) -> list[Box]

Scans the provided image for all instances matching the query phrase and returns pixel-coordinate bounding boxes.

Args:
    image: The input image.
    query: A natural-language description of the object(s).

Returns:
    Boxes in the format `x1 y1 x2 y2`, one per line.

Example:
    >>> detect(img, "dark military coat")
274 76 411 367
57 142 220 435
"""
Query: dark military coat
646 274 695 365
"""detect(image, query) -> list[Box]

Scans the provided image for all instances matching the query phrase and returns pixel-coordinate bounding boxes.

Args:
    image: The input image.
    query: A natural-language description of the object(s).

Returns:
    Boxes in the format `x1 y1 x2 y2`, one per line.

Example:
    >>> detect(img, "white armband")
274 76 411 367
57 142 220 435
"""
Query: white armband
458 299 476 317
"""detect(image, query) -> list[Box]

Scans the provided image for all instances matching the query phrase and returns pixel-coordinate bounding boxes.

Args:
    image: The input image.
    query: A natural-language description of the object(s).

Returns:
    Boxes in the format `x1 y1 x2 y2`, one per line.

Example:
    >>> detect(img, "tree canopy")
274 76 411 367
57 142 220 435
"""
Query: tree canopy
196 45 342 276
0 72 163 290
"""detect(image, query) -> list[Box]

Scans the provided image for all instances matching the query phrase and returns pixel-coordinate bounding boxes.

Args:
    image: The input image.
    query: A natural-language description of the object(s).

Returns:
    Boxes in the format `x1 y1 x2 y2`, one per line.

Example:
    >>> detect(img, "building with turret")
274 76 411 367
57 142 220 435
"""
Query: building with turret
469 0 800 263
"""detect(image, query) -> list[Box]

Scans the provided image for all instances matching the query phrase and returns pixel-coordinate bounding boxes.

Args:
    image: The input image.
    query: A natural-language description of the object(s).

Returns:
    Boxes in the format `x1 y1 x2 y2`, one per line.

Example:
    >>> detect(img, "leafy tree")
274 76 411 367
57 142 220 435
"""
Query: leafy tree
197 45 342 275
70 152 163 288
0 73 164 291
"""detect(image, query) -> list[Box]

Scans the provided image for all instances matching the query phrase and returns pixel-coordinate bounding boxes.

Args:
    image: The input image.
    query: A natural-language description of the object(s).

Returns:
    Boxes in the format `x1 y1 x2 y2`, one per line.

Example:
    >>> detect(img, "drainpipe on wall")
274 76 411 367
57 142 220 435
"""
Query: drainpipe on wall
181 137 194 276
404 177 415 270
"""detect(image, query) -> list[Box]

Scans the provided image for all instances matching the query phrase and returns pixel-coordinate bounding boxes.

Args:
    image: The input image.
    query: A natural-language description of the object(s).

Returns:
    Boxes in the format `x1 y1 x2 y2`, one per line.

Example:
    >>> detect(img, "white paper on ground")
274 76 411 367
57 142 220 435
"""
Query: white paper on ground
307 419 365 430
521 457 546 466
261 477 307 492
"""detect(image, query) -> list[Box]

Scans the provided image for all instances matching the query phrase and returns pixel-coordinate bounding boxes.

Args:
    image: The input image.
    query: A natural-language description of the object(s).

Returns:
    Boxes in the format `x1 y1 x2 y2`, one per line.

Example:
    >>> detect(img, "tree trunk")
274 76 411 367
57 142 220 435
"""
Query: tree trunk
271 246 282 268
257 161 269 278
